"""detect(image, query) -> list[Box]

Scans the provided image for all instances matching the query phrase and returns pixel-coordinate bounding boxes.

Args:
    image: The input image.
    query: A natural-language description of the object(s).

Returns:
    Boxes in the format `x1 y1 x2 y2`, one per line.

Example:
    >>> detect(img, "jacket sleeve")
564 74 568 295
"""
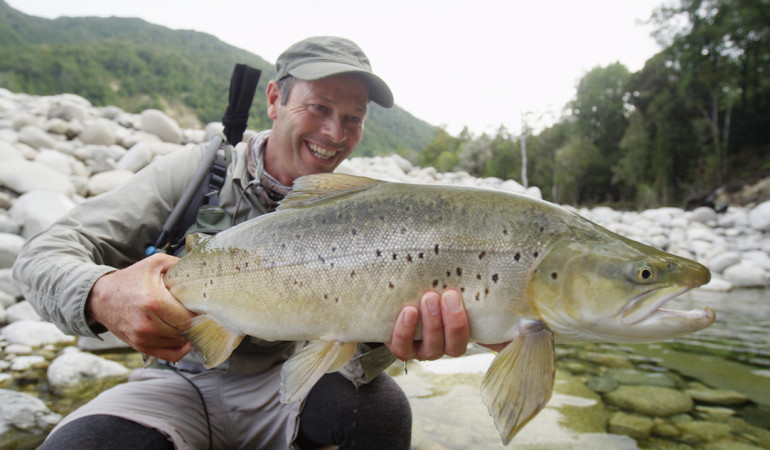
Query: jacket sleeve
12 146 203 337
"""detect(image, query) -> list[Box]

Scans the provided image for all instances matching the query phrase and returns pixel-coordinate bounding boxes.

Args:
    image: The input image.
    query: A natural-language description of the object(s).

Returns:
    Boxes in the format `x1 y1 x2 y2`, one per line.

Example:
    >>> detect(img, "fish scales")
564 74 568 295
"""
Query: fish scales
167 179 566 345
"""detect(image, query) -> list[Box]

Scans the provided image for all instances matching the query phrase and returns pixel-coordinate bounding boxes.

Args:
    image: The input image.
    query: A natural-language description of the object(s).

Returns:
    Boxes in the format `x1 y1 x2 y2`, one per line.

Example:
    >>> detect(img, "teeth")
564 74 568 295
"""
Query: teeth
308 143 335 160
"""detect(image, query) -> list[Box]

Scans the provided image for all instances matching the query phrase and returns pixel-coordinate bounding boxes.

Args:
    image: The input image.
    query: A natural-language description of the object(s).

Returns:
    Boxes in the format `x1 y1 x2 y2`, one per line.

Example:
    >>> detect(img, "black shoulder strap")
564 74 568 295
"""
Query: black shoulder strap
145 64 260 256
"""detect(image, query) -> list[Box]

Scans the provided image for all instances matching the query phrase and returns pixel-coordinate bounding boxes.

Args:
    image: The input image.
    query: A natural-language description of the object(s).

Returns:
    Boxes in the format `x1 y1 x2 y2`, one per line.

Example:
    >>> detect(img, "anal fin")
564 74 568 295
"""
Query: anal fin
181 315 245 369
280 340 357 403
481 320 555 445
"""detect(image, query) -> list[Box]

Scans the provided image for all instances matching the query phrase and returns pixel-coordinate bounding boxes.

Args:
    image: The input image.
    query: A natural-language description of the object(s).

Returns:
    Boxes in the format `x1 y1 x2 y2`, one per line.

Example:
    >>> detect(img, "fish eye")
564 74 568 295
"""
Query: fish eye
634 262 656 284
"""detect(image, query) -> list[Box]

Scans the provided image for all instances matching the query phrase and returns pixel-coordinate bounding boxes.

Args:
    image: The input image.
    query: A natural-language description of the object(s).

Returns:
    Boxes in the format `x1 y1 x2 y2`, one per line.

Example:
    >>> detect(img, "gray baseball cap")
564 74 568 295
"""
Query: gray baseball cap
275 36 394 108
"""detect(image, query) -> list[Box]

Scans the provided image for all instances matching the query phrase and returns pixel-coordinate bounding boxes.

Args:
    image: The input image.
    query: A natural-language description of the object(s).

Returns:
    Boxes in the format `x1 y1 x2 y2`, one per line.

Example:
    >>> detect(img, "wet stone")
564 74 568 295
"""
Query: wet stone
694 405 736 422
652 418 681 438
676 420 733 444
685 387 751 405
604 385 694 417
604 368 679 388
608 411 654 439
577 351 635 369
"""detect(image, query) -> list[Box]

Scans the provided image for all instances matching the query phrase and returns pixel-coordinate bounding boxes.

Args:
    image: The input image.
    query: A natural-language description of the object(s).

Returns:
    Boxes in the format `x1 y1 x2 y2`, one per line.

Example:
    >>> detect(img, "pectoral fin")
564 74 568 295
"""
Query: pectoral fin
181 315 245 369
280 340 357 403
481 320 555 445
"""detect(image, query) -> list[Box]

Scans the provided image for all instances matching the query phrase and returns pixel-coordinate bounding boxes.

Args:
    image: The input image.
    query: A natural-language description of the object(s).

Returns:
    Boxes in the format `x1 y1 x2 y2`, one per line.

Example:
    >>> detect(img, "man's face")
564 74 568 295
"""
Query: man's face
264 73 369 185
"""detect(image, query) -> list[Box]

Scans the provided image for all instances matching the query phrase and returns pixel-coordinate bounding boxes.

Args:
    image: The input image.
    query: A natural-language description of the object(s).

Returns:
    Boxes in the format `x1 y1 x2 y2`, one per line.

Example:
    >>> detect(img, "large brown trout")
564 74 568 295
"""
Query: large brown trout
164 173 715 444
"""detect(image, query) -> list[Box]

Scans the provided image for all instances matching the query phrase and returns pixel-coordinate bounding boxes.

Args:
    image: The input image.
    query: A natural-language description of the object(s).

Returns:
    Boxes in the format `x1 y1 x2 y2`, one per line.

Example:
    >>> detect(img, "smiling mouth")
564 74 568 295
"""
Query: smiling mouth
308 142 337 161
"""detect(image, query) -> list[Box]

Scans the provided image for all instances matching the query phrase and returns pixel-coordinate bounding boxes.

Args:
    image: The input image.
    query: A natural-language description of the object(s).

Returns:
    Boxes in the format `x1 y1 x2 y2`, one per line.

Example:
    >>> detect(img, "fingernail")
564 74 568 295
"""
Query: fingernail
426 295 440 315
444 290 463 313
402 308 417 326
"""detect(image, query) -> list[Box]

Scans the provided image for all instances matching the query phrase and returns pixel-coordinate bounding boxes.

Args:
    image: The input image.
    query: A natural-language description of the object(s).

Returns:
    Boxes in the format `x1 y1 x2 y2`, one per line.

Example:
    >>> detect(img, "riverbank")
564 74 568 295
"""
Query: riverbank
1 88 769 448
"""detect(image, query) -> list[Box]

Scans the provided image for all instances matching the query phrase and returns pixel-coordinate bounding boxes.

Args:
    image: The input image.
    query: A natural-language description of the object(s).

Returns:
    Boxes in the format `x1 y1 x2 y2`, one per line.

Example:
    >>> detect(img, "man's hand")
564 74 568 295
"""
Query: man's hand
86 253 195 362
387 289 471 361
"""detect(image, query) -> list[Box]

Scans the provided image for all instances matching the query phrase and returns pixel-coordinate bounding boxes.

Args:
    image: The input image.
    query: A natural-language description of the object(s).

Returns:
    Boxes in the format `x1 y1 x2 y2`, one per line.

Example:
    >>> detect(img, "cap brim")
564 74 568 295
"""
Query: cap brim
289 61 394 108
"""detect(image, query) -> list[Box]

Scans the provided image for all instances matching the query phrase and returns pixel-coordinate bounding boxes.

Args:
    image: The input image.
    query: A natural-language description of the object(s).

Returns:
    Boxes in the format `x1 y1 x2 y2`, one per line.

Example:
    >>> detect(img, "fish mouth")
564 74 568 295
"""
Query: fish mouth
619 285 697 325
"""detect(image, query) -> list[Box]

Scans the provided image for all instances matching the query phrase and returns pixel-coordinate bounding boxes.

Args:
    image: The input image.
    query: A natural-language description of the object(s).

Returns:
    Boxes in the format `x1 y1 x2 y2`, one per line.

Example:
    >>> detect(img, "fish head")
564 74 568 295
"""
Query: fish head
531 227 714 343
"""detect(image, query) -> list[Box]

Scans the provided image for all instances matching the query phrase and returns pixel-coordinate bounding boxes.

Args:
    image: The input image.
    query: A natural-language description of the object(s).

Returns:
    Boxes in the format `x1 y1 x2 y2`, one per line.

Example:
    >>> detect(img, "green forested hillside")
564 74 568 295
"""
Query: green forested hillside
0 1 434 156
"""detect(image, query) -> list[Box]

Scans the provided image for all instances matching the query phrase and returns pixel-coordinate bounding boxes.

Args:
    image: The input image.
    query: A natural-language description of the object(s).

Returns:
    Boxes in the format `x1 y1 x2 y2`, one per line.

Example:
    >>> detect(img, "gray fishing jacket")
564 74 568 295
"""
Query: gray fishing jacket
12 130 394 383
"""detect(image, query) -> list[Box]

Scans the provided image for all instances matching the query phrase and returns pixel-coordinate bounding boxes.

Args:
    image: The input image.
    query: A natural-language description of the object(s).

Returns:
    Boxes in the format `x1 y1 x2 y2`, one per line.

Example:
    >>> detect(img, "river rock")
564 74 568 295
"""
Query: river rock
707 251 742 274
748 200 770 231
0 233 25 269
603 368 678 388
0 140 24 162
604 385 694 416
676 420 733 444
115 142 153 172
608 411 654 439
723 261 770 287
47 348 129 396
0 320 75 347
5 301 41 323
79 119 116 146
0 159 75 197
0 269 21 301
10 355 47 371
685 387 750 405
9 190 76 240
87 170 135 196
17 125 59 150
0 389 61 447
140 109 182 144
690 206 718 224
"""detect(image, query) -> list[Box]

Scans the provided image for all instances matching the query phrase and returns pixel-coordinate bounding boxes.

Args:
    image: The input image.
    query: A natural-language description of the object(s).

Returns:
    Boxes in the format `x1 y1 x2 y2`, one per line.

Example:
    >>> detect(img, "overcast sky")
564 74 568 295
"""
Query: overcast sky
8 1 665 136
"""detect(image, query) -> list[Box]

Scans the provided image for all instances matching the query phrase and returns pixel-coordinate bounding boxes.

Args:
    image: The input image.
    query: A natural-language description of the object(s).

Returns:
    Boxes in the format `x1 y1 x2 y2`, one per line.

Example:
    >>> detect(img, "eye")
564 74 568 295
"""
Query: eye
634 263 656 284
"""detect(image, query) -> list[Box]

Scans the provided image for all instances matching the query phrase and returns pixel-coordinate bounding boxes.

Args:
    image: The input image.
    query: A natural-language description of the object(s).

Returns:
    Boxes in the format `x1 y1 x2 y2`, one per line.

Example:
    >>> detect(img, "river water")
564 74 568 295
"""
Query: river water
397 287 770 449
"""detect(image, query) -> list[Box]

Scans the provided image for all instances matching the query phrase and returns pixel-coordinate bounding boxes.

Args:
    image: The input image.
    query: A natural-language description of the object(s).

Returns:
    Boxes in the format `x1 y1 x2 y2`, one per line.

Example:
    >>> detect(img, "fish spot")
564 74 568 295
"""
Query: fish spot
456 267 463 277
551 272 558 280
351 229 357 236
245 262 249 267
446 270 451 277
393 253 398 260
322 218 327 224
460 287 465 293
324 294 329 300
406 254 413 262
350 270 356 278
492 274 499 283
434 244 439 255
401 228 407 234
476 273 482 280
379 215 385 221
442 284 447 289
376 249 382 257
533 251 539 258
202 261 207 266
332 247 337 252
203 292 207 298
478 251 486 260
388 282 395 289
295 234 301 240
485 288 490 296
503 228 508 235
318 255 326 264
335 297 340 303
514 252 521 262
539 226 545 232
235 266 240 271
418 253 424 259
281 243 286 249
432 279 439 288
475 292 480 301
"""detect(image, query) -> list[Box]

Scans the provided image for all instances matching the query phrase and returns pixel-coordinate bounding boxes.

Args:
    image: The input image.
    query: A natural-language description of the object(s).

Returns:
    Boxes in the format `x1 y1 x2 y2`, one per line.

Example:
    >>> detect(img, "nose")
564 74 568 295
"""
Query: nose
322 115 346 143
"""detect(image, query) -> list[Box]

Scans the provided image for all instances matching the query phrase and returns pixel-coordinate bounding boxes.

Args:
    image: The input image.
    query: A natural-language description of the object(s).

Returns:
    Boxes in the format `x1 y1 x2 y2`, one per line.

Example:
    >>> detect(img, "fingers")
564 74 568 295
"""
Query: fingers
387 289 471 361
387 306 419 361
439 290 470 357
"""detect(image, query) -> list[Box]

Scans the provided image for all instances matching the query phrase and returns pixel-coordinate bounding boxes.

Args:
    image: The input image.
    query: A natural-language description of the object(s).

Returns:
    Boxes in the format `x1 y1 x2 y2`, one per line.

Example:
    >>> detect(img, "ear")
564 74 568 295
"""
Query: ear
266 80 280 120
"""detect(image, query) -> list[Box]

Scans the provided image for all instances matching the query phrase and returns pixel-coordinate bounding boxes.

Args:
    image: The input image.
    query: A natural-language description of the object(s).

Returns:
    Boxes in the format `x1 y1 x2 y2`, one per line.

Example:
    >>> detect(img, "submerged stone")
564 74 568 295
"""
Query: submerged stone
604 385 694 417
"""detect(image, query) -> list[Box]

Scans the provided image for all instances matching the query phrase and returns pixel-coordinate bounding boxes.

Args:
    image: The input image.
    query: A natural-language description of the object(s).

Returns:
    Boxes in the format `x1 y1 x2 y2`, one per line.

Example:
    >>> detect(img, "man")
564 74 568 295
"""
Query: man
13 36 476 449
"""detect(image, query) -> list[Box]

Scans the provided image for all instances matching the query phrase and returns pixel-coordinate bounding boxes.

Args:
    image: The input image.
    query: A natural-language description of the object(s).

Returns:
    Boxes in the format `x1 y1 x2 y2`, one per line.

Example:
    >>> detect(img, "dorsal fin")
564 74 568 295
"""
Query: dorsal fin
278 173 383 210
